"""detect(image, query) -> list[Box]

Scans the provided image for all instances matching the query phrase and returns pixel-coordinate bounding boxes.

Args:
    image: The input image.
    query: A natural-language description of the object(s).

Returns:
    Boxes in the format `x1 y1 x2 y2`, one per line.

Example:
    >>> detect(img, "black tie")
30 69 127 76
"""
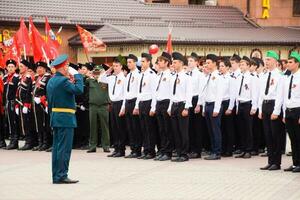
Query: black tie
127 72 132 92
139 73 144 93
265 72 271 95
156 72 163 91
239 75 244 96
173 74 178 95
112 76 117 95
288 75 294 99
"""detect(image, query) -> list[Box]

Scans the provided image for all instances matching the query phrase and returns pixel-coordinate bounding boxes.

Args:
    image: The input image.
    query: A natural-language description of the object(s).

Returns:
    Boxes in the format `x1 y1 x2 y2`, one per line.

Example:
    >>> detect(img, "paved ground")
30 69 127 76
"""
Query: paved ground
1 141 300 200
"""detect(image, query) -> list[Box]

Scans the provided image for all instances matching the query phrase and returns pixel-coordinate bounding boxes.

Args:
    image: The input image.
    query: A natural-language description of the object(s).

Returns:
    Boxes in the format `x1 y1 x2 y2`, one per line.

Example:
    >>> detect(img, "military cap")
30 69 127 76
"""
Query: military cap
172 52 185 63
241 56 251 64
206 54 218 62
190 52 199 61
93 65 104 71
158 51 172 62
35 61 49 69
141 53 152 61
51 54 68 68
6 59 17 66
230 54 241 62
289 51 300 63
127 54 138 62
266 50 279 61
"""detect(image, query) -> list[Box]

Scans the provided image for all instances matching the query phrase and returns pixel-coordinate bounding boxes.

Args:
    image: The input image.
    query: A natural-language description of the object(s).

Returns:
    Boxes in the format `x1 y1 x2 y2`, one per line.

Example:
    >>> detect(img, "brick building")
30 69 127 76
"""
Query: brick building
0 0 299 64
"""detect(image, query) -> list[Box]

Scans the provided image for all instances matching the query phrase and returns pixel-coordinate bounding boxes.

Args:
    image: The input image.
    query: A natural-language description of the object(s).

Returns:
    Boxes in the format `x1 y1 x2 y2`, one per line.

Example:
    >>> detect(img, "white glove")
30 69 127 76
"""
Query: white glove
80 105 86 111
15 108 19 115
34 97 41 104
45 107 48 114
68 67 78 76
22 107 28 114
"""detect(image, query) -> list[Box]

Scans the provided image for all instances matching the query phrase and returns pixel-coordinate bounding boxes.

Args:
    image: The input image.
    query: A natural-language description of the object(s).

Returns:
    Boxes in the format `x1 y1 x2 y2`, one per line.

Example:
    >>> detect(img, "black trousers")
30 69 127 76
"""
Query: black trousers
19 105 35 146
237 102 253 153
0 113 5 143
189 96 203 154
171 102 189 157
5 100 18 144
252 111 265 152
74 108 90 147
262 101 282 165
231 106 241 151
110 101 127 153
156 99 173 156
125 98 142 154
139 100 156 155
221 100 234 154
285 107 300 166
33 103 51 147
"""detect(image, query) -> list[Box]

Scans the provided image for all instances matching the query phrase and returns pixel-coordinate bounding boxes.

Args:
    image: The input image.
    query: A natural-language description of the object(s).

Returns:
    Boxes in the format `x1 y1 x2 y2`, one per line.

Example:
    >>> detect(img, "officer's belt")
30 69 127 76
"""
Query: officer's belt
52 108 76 114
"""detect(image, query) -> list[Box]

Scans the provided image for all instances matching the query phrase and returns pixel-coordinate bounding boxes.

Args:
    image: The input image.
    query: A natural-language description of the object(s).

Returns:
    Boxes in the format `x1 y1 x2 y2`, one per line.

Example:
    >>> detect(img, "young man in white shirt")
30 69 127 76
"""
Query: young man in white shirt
168 52 193 162
282 52 300 172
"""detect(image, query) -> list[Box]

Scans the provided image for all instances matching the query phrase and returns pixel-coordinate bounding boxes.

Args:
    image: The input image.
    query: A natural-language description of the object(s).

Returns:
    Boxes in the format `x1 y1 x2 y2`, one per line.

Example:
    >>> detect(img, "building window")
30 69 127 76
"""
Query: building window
189 0 205 4
152 0 170 3
294 0 300 16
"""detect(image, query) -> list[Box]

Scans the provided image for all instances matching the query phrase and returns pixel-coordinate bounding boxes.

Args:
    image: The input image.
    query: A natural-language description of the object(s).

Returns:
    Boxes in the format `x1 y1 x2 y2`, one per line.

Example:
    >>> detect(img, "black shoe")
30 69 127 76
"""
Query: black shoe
137 153 147 159
144 154 155 160
32 146 41 151
260 153 268 157
53 178 79 184
268 164 281 171
222 152 233 157
233 150 242 155
113 152 125 157
154 154 163 161
0 141 7 148
243 153 251 159
292 166 300 173
172 152 178 157
46 147 52 152
87 148 96 153
260 164 272 170
258 149 265 154
171 157 180 162
6 143 18 150
284 165 295 172
107 151 117 157
204 154 221 160
235 153 246 158
125 153 139 158
286 152 292 156
103 147 110 153
188 152 201 159
250 151 259 156
159 154 171 161
19 144 33 151
39 145 49 151
173 156 189 162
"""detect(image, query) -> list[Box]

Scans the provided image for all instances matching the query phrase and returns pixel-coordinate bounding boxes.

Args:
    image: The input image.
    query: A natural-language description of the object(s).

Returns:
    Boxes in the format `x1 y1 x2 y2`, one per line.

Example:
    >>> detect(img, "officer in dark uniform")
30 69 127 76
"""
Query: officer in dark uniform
47 54 83 184
32 61 52 151
16 59 35 151
3 59 19 150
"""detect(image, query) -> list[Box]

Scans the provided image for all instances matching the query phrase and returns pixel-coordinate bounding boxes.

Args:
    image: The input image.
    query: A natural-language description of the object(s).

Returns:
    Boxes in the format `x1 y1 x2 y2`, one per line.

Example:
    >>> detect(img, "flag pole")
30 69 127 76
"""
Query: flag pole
23 44 26 60
41 46 50 68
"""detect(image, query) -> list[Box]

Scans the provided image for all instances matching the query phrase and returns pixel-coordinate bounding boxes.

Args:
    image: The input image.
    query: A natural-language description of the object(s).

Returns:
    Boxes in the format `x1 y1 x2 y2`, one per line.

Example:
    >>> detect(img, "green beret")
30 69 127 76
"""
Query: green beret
266 50 279 61
289 51 300 63
93 65 103 71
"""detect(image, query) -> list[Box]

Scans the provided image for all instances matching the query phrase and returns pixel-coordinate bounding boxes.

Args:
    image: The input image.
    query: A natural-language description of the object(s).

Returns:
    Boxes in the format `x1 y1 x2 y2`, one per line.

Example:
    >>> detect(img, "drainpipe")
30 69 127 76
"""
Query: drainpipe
246 0 250 17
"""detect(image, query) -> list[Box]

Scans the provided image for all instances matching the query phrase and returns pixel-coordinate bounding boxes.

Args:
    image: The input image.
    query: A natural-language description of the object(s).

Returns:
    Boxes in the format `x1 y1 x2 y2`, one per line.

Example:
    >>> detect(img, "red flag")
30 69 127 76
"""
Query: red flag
0 51 4 68
76 25 106 53
15 17 31 57
3 36 20 64
166 31 173 54
29 17 51 63
45 17 59 60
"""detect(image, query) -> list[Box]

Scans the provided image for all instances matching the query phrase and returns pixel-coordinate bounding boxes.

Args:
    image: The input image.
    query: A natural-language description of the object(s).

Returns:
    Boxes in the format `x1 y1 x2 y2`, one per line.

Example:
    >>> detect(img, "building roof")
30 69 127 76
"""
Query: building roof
0 0 251 28
69 24 300 45
1 0 300 45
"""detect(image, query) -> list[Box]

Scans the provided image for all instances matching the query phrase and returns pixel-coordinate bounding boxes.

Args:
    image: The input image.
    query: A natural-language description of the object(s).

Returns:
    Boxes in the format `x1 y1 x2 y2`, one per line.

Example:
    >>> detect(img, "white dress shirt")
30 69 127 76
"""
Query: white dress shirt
258 68 284 115
168 70 193 112
135 67 157 111
98 71 126 102
154 69 172 101
236 71 259 111
203 70 225 113
283 69 300 117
